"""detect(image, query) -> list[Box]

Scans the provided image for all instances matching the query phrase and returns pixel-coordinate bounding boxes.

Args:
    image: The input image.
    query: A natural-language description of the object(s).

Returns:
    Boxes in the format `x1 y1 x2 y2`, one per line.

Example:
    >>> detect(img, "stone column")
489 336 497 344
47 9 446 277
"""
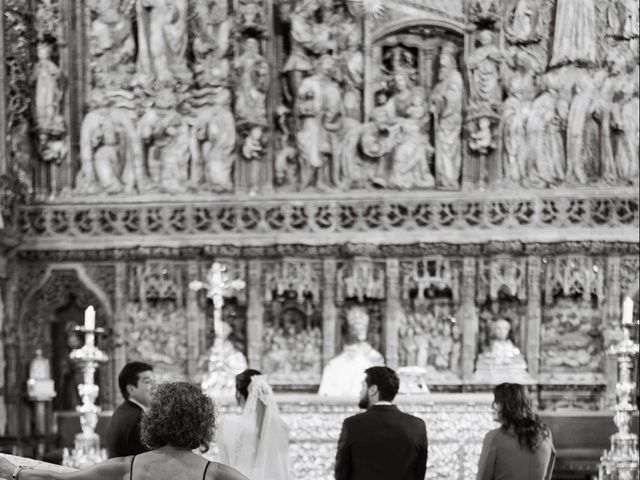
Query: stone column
322 258 337 367
385 258 400 369
526 256 542 378
460 257 478 382
112 262 127 403
0 0 7 174
605 256 622 407
186 260 201 381
246 259 264 368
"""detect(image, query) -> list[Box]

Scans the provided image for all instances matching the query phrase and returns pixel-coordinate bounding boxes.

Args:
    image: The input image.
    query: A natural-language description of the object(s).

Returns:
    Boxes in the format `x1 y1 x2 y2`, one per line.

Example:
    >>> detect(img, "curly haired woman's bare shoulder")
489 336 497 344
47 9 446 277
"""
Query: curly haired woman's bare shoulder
207 462 250 480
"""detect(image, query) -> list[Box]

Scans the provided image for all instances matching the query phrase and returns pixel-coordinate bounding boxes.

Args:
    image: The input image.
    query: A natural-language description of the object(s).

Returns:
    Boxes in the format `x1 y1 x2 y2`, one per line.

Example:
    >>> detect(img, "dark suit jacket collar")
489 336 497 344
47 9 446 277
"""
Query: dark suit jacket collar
124 399 143 411
368 404 399 411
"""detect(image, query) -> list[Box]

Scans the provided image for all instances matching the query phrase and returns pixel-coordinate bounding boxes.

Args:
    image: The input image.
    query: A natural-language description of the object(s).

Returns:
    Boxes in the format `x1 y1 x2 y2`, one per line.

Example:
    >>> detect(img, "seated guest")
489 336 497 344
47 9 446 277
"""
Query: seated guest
0 382 248 480
477 382 555 480
107 362 155 458
335 366 428 480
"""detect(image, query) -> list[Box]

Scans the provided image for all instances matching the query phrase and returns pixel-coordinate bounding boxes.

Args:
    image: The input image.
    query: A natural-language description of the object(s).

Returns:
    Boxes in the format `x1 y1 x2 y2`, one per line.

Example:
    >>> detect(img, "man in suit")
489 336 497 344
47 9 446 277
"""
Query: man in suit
107 361 155 458
335 366 428 480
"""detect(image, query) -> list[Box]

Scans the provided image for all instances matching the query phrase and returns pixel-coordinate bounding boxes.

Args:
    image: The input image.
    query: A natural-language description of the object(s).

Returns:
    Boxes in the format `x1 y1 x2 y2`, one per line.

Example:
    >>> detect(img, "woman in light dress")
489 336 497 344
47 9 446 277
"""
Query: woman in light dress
219 369 292 480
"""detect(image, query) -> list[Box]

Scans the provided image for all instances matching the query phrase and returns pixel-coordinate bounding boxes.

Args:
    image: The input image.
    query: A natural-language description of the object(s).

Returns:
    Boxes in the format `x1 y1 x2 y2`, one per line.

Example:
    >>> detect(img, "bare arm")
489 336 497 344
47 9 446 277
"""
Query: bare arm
0 457 129 480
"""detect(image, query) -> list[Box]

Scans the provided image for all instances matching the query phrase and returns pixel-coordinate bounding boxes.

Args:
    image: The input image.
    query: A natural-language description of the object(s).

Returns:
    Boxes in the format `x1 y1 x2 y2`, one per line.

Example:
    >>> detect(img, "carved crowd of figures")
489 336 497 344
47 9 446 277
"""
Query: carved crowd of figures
24 0 640 197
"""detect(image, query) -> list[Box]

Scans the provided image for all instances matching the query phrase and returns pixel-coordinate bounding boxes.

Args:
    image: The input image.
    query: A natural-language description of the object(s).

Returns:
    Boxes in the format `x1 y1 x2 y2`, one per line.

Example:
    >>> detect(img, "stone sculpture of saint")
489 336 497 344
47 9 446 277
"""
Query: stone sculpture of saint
386 94 435 190
550 0 598 67
526 73 566 188
191 0 231 67
191 104 236 192
134 0 192 87
499 51 537 185
89 0 135 84
565 75 601 185
613 72 640 184
505 0 541 44
430 46 463 190
318 307 384 397
76 93 138 195
139 90 192 193
473 318 532 384
234 37 268 125
295 54 343 191
34 43 64 132
467 30 503 109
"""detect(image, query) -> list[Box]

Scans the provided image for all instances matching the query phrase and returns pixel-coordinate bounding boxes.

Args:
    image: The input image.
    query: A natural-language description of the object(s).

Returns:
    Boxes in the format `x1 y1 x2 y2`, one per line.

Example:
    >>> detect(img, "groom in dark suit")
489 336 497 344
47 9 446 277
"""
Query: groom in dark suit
107 361 155 458
335 366 428 480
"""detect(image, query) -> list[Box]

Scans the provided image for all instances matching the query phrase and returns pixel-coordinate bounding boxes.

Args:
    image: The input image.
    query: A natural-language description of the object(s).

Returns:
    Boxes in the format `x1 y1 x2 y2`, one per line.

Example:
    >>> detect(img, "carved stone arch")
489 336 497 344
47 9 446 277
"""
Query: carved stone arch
372 18 466 42
12 264 116 430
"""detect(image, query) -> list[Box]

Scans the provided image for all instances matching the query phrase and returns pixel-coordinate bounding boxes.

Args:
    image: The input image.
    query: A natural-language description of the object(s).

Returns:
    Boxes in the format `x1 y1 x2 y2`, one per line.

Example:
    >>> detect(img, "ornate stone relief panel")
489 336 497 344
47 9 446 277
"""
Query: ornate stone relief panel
262 259 323 385
5 0 637 198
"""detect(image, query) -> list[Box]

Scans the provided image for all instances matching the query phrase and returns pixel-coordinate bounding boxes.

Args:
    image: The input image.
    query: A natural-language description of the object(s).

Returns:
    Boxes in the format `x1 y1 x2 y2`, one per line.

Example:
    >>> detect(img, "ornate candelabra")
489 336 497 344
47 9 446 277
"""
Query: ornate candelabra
62 306 109 469
190 262 246 397
599 297 639 480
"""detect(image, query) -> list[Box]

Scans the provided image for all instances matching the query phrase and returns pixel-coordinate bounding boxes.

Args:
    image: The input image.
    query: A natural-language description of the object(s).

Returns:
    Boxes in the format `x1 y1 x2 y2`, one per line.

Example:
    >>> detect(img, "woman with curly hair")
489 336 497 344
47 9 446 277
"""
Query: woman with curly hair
0 382 248 480
477 383 556 480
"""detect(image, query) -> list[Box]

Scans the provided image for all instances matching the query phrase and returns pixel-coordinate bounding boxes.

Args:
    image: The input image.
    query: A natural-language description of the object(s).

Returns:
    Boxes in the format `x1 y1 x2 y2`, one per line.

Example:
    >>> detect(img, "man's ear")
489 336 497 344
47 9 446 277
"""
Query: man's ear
368 384 378 396
126 383 135 398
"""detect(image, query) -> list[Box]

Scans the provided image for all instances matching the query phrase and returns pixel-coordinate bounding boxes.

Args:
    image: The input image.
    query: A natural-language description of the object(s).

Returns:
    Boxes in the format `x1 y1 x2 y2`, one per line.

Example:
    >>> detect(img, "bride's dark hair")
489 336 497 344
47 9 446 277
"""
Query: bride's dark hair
236 369 262 401
236 369 267 442
493 383 550 451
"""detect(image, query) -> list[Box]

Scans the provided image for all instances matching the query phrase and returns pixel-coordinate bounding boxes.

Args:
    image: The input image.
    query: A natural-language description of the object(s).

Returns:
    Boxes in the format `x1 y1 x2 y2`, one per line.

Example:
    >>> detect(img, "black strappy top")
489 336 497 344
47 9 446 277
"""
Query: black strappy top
130 455 213 480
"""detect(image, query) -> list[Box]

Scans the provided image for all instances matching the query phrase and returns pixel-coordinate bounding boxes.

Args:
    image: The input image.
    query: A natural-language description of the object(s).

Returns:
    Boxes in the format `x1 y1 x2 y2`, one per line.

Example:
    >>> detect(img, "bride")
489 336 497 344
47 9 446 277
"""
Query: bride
219 369 292 480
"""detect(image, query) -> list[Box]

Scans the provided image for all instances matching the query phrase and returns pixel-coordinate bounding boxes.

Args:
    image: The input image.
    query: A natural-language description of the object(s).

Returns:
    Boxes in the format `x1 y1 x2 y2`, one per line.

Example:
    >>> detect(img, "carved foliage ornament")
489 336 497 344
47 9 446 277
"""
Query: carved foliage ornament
264 259 321 303
477 257 527 302
336 257 385 304
543 256 605 305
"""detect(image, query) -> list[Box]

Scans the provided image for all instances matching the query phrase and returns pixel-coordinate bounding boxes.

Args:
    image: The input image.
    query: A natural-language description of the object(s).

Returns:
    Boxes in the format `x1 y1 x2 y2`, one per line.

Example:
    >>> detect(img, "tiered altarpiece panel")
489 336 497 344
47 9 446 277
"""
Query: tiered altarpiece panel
0 0 639 478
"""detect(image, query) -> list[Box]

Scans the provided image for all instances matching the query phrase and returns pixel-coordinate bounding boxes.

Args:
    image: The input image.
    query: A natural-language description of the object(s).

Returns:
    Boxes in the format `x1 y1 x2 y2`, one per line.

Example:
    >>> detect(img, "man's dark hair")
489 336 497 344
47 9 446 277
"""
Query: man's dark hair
118 361 153 399
364 366 400 402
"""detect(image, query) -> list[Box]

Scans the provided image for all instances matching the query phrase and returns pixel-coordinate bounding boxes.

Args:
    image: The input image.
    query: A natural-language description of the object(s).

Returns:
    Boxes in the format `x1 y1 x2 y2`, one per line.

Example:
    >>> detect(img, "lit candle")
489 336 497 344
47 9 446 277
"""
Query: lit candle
84 306 96 330
622 297 634 325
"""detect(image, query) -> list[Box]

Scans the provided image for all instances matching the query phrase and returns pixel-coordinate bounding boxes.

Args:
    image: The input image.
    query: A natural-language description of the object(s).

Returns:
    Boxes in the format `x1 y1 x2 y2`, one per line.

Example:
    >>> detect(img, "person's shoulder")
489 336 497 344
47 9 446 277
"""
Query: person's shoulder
482 427 503 443
399 410 426 426
208 462 250 480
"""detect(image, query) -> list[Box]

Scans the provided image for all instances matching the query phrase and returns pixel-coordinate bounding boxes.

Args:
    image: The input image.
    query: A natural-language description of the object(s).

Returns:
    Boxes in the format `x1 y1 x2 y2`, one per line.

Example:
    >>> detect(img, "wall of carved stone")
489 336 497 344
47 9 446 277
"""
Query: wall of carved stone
1 0 638 198
0 0 639 444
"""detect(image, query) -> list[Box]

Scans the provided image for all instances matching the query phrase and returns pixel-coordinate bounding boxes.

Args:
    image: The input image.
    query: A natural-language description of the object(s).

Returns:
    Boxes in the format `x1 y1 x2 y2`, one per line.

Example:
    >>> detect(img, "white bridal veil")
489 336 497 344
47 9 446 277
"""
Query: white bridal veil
220 375 291 480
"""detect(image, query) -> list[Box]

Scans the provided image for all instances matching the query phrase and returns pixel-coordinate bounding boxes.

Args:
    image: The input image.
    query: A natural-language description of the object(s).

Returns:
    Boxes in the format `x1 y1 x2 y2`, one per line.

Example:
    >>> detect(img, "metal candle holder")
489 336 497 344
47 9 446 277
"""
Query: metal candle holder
62 325 109 469
598 318 639 480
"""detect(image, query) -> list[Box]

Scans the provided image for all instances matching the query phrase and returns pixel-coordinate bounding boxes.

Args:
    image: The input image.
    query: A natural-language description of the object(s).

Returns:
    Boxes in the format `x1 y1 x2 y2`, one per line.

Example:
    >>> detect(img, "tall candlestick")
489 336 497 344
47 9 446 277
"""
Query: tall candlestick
622 297 634 326
84 306 95 330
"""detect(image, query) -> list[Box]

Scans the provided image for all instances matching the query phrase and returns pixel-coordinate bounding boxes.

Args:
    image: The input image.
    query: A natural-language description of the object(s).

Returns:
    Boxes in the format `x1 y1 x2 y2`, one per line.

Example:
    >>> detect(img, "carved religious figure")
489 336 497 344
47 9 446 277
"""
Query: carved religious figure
133 0 192 87
34 43 64 132
526 73 566 188
282 0 335 103
607 0 640 42
612 70 640 184
550 0 598 67
76 91 142 194
339 29 364 121
473 318 532 384
295 54 343 191
318 307 384 396
430 44 463 190
88 0 135 85
499 51 537 185
467 30 503 109
565 75 601 185
191 104 236 192
505 0 542 44
192 0 230 64
468 116 496 156
385 94 435 189
234 37 268 125
139 90 192 193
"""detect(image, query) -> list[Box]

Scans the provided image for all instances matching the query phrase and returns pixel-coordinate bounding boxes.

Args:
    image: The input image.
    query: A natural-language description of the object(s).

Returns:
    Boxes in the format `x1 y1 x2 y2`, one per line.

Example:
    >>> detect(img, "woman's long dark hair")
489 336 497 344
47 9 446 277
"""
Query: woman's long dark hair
493 383 550 451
